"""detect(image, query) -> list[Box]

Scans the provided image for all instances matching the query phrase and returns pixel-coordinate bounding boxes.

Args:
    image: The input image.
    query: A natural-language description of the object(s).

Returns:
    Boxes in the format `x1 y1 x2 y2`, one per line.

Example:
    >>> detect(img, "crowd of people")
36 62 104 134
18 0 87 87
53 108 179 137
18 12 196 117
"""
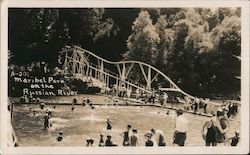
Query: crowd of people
201 108 240 146
108 85 223 116
17 91 241 148
20 93 240 147
85 107 239 147
85 124 167 147
9 58 241 147
65 97 239 146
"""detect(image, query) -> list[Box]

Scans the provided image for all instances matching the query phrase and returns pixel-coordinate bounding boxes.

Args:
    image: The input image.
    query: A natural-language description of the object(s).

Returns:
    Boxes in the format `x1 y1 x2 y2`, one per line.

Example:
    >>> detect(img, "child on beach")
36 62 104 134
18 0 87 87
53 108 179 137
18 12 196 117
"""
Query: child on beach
228 131 240 146
144 132 155 147
130 129 138 146
86 138 94 146
105 135 117 146
151 128 166 146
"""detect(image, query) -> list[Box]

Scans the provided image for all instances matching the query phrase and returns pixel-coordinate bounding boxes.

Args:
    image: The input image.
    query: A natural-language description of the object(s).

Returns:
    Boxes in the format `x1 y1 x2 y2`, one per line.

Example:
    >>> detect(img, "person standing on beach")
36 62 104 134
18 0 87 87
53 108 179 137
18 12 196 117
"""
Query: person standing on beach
194 98 199 113
119 124 132 146
136 89 140 100
130 129 138 146
163 92 168 105
227 102 233 118
211 110 230 145
202 120 217 146
127 87 132 98
173 109 188 146
151 128 166 146
203 102 208 114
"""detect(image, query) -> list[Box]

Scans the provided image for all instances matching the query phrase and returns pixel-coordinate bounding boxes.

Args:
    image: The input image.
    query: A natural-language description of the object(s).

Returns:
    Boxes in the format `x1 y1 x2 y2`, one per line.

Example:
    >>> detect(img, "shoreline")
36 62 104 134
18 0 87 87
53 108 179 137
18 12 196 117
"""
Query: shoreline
9 95 217 118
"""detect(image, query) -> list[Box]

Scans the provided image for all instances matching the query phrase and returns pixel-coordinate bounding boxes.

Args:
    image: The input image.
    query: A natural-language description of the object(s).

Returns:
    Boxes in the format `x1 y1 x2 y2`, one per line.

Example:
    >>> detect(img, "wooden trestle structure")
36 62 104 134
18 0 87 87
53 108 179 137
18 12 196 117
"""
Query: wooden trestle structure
60 45 195 99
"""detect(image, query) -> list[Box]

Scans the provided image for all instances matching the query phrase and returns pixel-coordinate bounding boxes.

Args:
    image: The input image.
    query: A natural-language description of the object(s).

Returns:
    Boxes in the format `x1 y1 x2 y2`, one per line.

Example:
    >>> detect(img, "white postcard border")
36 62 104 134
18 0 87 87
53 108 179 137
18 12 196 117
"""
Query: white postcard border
1 0 249 154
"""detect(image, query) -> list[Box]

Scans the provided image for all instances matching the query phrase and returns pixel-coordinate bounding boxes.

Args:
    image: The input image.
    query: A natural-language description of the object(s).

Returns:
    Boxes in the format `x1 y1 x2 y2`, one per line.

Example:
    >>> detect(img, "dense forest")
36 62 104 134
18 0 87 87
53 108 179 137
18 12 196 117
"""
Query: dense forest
8 8 241 98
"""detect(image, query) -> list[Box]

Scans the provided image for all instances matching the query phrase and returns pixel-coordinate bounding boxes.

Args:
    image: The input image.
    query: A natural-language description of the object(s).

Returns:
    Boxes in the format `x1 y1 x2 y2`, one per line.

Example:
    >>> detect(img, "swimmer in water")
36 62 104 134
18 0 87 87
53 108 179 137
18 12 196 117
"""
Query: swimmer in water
99 133 105 147
72 98 77 111
27 110 37 117
86 97 91 104
82 97 87 106
71 106 75 111
57 131 63 141
107 117 112 130
40 102 45 109
86 138 94 147
48 110 52 118
44 114 49 129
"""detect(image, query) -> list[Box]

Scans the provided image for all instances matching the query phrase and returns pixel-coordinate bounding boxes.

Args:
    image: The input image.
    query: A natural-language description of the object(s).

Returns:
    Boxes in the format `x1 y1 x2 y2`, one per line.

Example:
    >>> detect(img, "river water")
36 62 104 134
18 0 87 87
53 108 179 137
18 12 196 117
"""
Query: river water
12 94 241 146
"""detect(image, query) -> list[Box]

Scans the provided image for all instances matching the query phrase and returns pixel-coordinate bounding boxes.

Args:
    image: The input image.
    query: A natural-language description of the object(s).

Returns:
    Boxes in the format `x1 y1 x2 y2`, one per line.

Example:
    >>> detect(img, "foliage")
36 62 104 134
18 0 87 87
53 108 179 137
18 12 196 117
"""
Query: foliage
8 8 241 98
154 15 174 72
125 10 160 64
9 8 117 64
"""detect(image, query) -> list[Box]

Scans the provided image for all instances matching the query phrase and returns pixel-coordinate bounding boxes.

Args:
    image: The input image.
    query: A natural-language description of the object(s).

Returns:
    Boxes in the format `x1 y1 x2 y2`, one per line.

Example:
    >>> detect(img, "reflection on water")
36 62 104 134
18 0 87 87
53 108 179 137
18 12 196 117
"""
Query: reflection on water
79 112 105 122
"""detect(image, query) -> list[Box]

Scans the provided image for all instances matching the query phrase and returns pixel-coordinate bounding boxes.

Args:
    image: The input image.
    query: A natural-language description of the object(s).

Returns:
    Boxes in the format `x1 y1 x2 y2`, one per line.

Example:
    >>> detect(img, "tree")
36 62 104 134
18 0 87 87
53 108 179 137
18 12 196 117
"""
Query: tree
154 15 174 73
8 9 60 64
8 8 118 65
209 15 241 95
95 8 140 61
124 10 159 64
166 9 215 94
124 10 159 83
8 8 241 98
142 8 161 24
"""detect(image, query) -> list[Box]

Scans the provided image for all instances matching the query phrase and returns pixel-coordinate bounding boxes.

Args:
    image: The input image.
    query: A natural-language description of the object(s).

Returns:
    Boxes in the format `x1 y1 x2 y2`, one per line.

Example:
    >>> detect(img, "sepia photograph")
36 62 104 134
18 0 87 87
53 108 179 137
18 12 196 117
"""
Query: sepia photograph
1 0 249 154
